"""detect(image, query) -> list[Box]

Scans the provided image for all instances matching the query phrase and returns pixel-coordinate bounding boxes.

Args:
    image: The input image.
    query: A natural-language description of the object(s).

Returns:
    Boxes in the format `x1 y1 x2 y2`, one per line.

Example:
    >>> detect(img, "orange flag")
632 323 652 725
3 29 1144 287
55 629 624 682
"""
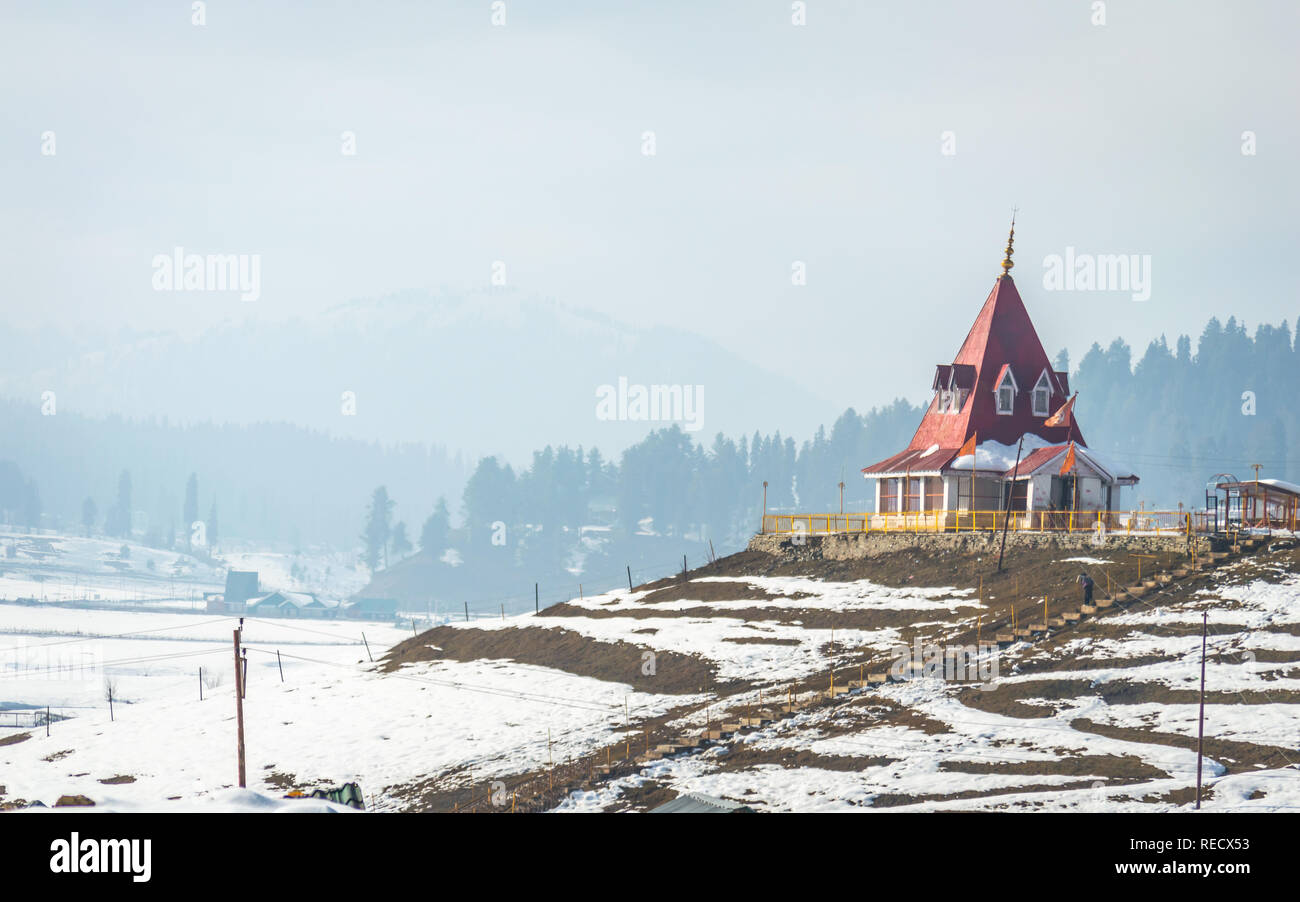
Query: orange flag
1060 441 1077 475
1044 393 1076 428
957 433 977 460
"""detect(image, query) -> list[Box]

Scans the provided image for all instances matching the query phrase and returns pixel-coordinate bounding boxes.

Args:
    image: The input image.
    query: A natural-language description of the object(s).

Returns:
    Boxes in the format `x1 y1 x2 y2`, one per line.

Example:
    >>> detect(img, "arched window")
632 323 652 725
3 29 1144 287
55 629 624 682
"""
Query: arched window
1032 370 1052 417
995 368 1017 415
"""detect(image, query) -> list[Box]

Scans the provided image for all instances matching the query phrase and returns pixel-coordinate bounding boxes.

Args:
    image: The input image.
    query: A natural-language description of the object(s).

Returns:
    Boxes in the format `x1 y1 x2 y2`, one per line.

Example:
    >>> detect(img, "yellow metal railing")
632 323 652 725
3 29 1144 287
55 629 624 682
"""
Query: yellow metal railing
760 510 1203 536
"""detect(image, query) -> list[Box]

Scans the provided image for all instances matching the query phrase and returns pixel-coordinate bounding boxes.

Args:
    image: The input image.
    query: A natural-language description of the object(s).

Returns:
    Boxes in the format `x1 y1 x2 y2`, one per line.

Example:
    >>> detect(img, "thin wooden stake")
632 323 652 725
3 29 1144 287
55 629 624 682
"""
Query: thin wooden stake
1196 611 1208 809
627 566 633 592
277 650 284 682
233 628 246 788
362 633 373 662
199 667 204 701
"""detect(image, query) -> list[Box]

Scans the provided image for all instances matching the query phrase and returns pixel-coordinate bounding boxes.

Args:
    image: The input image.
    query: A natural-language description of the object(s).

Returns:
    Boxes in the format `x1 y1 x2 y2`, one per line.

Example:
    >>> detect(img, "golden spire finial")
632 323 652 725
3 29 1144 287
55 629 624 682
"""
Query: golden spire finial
1000 209 1017 278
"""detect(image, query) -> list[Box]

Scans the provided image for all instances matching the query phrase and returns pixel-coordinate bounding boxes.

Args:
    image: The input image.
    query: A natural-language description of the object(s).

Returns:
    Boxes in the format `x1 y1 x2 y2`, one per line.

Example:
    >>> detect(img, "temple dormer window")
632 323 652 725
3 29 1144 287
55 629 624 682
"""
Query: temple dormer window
1032 369 1052 417
995 367 1017 415
939 389 953 412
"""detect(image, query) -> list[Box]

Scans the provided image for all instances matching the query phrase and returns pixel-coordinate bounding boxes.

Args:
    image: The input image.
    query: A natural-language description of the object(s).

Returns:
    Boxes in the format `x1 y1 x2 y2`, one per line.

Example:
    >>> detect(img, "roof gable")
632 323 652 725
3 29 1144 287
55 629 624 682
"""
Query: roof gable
899 275 1084 454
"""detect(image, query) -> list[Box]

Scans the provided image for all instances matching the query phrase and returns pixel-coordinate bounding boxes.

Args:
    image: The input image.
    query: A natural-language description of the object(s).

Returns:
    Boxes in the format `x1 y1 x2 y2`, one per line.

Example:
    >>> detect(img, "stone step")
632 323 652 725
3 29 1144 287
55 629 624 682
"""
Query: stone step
655 744 683 756
1080 604 1097 615
1014 627 1035 638
1097 598 1115 608
1126 586 1146 597
1142 579 1158 589
867 673 891 685
995 632 1016 644
1063 611 1082 623
1172 568 1189 578
739 716 770 728
720 722 742 733
1048 616 1067 628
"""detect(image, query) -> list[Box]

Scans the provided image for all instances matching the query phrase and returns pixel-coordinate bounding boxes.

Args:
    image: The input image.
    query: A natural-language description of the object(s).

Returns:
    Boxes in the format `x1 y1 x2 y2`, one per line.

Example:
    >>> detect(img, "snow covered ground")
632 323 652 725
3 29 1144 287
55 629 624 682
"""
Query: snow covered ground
0 604 690 811
5 532 1299 813
551 567 1300 812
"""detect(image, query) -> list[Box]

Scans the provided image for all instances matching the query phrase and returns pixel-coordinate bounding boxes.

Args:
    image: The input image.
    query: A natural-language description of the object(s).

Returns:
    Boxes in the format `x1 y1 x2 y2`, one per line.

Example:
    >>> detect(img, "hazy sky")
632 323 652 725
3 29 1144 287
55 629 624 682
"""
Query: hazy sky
3 0 1297 419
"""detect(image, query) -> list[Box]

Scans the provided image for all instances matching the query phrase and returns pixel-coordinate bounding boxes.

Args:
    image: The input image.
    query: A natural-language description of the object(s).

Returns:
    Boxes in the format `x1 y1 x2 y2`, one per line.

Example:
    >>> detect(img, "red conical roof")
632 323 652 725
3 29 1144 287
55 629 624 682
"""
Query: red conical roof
902 274 1082 453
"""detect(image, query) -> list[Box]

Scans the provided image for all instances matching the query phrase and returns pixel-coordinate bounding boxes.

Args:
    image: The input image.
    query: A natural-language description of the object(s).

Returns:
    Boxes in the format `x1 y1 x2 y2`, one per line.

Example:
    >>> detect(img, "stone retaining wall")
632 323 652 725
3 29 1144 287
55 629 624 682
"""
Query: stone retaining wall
747 529 1195 562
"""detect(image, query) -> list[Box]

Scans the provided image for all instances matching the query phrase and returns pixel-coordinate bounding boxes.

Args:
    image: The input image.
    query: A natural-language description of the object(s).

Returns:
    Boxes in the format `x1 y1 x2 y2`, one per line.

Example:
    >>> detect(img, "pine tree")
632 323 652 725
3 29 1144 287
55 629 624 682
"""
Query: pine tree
391 521 412 560
420 496 451 553
361 487 394 571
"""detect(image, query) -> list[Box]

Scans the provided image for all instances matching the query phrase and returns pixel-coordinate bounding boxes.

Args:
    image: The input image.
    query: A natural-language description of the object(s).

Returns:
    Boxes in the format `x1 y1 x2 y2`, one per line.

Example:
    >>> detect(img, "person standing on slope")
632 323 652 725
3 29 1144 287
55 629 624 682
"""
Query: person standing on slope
1077 571 1095 606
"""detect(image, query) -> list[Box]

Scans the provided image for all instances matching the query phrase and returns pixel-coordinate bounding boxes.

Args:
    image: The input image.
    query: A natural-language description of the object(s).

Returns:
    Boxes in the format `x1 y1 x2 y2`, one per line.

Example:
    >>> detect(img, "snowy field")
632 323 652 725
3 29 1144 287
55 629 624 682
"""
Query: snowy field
549 564 1300 812
0 531 369 609
5 533 1299 813
0 604 692 811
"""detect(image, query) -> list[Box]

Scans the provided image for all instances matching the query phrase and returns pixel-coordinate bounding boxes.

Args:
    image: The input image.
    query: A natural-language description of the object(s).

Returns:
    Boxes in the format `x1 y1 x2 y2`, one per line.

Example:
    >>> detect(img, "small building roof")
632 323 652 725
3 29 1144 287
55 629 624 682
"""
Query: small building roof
862 444 958 476
1216 478 1300 498
649 792 751 814
247 591 338 609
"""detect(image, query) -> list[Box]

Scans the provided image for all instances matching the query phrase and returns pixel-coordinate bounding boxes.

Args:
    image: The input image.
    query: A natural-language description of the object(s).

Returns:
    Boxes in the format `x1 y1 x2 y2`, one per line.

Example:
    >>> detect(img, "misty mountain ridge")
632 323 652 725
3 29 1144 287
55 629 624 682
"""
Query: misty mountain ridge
0 290 838 463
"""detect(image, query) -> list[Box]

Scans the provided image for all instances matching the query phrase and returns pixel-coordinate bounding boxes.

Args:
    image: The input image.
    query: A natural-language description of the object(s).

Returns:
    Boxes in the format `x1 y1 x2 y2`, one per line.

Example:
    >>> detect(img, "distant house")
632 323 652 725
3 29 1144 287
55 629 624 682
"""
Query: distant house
343 597 398 621
245 591 340 619
211 570 260 614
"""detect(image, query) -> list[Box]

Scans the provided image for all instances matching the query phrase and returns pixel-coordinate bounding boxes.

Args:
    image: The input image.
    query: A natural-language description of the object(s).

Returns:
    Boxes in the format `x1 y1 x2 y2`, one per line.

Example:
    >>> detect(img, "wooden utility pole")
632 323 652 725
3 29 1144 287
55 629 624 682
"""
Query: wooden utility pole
233 627 247 788
761 481 768 534
626 567 633 592
535 582 539 613
1195 611 1208 810
997 435 1025 572
838 481 845 515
